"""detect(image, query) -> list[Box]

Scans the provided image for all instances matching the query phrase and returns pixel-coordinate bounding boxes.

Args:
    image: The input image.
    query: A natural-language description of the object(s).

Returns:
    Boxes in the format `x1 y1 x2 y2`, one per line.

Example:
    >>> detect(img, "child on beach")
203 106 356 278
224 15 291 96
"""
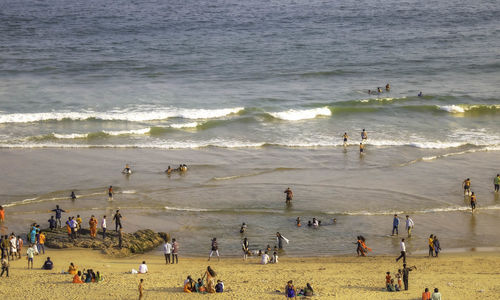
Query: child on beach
422 287 431 300
138 278 144 299
385 272 391 289
73 271 83 283
396 269 402 289
195 278 205 293
272 251 278 264
261 251 270 265
215 280 224 293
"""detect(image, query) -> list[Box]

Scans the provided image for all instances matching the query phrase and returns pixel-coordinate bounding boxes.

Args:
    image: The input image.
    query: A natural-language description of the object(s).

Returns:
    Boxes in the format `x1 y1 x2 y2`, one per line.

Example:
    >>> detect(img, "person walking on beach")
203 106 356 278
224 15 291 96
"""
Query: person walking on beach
89 215 98 238
494 174 500 192
343 132 349 146
208 238 220 261
163 240 172 264
51 205 66 228
242 237 249 260
405 215 414 237
284 187 293 204
138 278 144 300
392 214 399 236
108 186 114 201
101 216 107 239
433 236 441 257
428 235 434 257
470 192 477 213
402 263 416 290
113 210 123 232
171 238 179 264
462 178 471 196
361 129 368 141
396 238 407 263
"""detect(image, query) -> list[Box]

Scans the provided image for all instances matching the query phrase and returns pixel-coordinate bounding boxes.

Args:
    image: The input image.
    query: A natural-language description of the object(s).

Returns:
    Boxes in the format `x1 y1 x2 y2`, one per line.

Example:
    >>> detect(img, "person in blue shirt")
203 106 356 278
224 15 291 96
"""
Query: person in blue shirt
42 257 53 270
51 205 66 228
392 214 400 236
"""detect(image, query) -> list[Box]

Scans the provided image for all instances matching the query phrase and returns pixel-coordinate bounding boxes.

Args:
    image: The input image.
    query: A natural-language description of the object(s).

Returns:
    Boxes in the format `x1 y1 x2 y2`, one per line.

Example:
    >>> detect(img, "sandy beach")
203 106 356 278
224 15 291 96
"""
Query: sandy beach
2 248 500 299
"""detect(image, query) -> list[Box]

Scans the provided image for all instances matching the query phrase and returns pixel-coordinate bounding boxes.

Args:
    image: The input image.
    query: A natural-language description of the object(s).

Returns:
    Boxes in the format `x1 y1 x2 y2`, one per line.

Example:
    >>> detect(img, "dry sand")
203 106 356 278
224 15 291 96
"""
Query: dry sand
1 249 500 299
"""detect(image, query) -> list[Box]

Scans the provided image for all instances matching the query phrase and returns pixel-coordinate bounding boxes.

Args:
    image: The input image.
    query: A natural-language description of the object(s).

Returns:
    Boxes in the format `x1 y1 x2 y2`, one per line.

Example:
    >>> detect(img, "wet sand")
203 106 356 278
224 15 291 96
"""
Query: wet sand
2 248 500 299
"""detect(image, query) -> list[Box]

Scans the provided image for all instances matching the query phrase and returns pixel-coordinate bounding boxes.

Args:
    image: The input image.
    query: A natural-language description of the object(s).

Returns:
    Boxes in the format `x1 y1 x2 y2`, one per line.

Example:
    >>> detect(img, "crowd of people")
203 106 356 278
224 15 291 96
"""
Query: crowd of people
183 266 223 294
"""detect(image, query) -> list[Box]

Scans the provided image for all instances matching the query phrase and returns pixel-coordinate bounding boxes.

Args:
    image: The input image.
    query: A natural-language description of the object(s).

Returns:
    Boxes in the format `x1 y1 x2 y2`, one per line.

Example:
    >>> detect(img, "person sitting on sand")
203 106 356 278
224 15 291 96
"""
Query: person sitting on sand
73 271 83 283
42 257 53 270
84 269 94 283
303 283 314 296
215 280 224 293
272 251 278 264
422 287 431 300
202 266 217 293
387 279 396 292
195 278 206 293
138 261 148 274
183 276 194 293
431 288 441 300
68 262 78 275
261 251 270 265
285 280 297 299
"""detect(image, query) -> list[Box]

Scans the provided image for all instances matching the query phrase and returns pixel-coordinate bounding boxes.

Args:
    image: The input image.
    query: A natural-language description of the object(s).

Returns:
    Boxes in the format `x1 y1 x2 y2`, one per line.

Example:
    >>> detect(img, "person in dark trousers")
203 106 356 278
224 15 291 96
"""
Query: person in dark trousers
113 210 123 232
396 238 406 263
402 263 416 290
51 205 66 228
118 228 123 249
276 232 285 249
0 255 8 277
392 214 399 235
48 216 56 231
171 238 179 264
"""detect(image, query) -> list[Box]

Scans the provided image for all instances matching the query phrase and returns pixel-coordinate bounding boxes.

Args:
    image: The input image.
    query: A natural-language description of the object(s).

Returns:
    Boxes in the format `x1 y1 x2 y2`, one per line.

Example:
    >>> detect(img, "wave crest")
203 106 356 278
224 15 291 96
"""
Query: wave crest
268 107 332 121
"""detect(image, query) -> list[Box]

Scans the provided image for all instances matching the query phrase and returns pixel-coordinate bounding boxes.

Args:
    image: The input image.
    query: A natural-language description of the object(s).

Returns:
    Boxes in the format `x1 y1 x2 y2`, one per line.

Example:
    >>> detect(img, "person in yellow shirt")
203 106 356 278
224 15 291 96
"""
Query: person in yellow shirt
68 262 78 275
462 178 471 196
76 215 83 237
38 232 46 254
428 235 434 257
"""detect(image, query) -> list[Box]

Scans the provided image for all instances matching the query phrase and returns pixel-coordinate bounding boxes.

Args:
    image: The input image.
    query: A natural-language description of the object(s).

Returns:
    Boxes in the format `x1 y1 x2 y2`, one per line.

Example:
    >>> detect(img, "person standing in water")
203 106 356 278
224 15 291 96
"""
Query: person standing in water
361 129 367 141
392 214 399 236
385 83 390 91
242 237 249 261
405 215 414 237
359 143 365 153
342 132 349 146
122 164 131 174
108 186 114 201
470 192 477 213
494 174 499 192
70 191 76 201
462 178 471 196
284 187 293 204
276 232 286 249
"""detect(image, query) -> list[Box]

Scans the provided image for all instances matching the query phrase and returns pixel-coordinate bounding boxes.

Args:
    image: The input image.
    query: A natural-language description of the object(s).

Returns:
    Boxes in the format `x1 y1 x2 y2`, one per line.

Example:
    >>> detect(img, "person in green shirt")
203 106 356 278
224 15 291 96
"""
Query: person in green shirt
494 174 499 192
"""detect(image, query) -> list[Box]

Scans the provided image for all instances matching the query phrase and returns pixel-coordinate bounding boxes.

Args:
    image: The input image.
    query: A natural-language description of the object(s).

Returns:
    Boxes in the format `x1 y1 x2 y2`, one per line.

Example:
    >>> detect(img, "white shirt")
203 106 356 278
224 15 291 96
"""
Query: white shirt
138 263 148 273
260 254 269 265
102 218 107 229
163 242 172 254
406 218 414 229
400 241 406 252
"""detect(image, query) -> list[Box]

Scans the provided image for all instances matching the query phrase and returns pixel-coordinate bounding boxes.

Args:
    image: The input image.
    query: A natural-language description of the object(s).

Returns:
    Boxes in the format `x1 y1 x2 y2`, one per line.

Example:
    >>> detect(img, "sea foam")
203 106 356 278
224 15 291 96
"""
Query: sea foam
268 107 332 121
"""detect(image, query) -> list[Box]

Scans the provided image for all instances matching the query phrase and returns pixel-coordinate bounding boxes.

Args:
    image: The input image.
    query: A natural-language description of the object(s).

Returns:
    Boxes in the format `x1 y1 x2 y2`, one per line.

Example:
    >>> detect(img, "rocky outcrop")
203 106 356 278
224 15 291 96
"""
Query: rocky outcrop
44 228 167 257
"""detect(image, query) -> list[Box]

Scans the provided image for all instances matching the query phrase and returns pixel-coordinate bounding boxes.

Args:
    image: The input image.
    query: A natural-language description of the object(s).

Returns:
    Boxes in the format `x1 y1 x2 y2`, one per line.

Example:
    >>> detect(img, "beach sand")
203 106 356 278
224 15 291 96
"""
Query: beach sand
2 249 499 299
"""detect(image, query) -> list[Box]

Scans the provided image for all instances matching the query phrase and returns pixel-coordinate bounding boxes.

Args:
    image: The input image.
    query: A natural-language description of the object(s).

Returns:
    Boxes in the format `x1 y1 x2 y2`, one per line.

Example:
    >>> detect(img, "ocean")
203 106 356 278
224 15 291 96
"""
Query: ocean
0 0 499 256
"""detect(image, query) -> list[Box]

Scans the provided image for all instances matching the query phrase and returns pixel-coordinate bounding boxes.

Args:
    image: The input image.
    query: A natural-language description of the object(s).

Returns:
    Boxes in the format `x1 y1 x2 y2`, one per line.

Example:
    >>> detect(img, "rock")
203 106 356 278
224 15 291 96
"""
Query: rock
43 227 166 257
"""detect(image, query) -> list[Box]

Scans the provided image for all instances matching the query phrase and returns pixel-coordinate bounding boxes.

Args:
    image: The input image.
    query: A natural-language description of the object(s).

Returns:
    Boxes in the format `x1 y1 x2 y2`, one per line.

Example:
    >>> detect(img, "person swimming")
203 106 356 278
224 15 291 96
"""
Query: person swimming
361 129 367 140
239 223 247 233
122 164 131 174
377 87 382 93
166 166 172 175
418 91 423 97
385 83 390 91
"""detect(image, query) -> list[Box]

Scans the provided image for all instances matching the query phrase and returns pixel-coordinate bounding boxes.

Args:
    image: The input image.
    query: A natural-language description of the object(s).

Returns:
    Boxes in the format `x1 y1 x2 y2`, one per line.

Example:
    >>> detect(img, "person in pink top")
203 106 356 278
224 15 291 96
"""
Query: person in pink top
171 238 179 264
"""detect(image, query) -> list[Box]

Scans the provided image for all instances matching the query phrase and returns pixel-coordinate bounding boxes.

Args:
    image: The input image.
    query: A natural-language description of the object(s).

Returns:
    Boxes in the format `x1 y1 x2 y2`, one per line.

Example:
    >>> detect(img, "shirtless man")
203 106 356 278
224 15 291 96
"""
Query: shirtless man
284 188 293 204
462 178 471 196
343 132 349 146
470 192 477 213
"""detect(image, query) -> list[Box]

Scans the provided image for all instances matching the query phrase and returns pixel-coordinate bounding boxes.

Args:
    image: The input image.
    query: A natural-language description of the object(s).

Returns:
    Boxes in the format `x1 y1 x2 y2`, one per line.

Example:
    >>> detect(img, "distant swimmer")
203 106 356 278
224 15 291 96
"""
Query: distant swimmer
386 83 390 91
296 217 301 227
494 174 499 192
377 87 383 93
359 142 365 153
361 129 367 140
418 91 423 97
166 166 172 175
108 186 114 201
462 178 471 196
239 222 247 234
284 187 293 203
122 164 131 174
470 192 477 213
178 164 188 172
343 132 349 146
70 191 76 201
368 89 372 94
